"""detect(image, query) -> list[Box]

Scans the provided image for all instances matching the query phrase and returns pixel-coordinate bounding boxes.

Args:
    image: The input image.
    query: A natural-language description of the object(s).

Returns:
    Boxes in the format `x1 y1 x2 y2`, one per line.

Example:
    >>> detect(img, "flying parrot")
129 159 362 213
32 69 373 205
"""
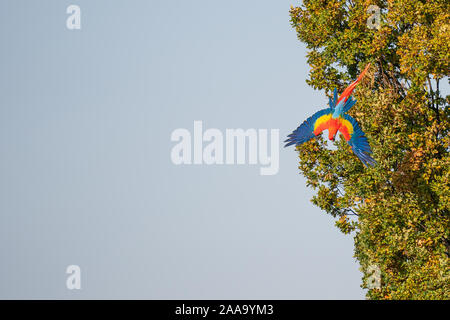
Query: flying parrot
284 64 375 166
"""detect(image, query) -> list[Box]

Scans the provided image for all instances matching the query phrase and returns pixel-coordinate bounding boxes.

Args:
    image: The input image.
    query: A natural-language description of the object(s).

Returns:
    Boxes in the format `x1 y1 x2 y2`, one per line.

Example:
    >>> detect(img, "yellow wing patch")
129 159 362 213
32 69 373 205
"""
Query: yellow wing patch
314 114 332 131
339 118 354 135
338 117 354 141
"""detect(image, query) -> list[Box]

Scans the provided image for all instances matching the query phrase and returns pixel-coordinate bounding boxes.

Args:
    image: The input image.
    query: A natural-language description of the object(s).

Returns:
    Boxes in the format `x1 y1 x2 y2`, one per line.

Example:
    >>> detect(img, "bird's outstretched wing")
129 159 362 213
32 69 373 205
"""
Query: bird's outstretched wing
340 114 376 166
284 108 332 147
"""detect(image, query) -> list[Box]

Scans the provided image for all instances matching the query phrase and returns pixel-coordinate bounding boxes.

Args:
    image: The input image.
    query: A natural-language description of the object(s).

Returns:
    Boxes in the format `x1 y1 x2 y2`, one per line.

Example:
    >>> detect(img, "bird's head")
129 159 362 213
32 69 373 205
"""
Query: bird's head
328 126 338 141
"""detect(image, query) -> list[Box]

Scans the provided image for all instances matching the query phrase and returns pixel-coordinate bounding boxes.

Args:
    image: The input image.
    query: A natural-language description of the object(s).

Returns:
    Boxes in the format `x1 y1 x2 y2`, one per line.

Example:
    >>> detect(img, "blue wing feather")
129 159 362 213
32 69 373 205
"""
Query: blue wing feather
342 114 376 166
284 108 332 147
342 96 357 113
328 97 334 109
328 88 338 109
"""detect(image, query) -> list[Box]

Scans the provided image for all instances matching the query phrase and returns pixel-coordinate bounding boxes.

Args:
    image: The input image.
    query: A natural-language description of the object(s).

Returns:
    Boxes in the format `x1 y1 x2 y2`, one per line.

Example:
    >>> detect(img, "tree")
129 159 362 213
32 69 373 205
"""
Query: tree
289 0 449 299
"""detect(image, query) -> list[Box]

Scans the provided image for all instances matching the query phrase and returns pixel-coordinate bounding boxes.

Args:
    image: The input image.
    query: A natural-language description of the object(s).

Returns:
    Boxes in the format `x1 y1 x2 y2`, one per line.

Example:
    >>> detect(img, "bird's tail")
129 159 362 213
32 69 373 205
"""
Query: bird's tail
356 63 371 82
336 63 371 105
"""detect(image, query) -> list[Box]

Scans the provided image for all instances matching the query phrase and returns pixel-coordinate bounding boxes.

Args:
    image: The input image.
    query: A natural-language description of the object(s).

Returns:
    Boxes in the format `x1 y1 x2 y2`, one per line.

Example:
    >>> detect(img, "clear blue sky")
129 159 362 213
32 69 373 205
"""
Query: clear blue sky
0 0 364 298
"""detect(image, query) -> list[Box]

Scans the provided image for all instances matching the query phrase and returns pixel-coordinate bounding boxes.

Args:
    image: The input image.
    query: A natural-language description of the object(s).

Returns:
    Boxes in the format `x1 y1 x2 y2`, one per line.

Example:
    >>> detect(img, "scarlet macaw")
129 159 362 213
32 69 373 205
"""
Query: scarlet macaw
285 64 375 166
